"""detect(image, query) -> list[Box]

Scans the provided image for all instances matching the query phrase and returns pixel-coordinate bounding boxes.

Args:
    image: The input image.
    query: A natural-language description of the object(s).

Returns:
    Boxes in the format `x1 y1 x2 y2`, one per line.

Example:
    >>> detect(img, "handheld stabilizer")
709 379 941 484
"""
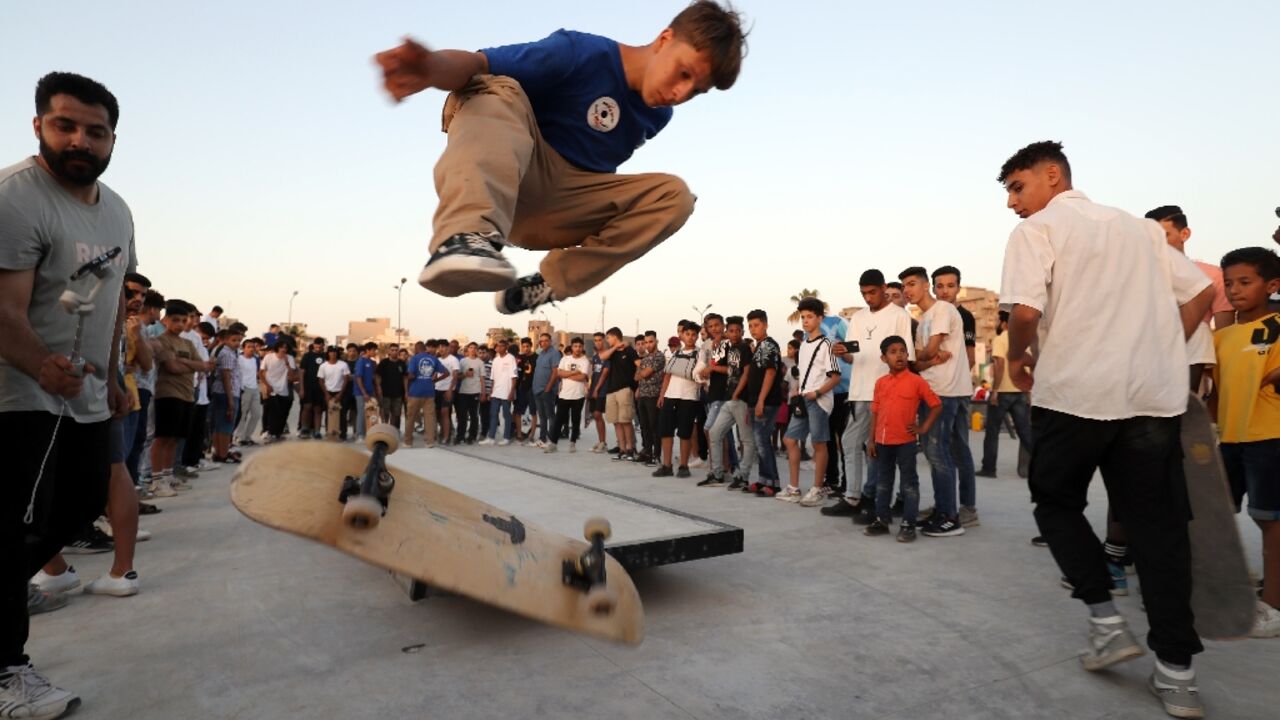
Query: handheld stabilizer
59 246 122 376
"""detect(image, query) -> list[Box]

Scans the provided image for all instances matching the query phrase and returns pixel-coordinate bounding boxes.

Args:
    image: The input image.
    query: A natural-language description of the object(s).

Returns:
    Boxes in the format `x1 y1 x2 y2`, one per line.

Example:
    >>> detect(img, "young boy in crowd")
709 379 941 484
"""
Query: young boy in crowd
866 336 941 542
596 327 640 460
635 331 666 465
375 343 408 434
406 341 445 447
318 347 352 441
586 333 610 452
1211 246 1280 638
779 298 842 506
741 310 784 496
209 329 244 463
377 3 747 313
704 315 754 488
514 337 536 441
654 322 705 477
434 340 461 444
150 302 210 492
298 338 326 439
547 337 592 452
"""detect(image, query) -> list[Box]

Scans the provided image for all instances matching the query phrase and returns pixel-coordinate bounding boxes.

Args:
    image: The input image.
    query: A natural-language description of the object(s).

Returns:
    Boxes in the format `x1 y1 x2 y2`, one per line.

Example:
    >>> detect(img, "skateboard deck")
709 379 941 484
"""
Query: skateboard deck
326 398 342 440
230 426 644 644
363 398 380 434
1182 393 1255 639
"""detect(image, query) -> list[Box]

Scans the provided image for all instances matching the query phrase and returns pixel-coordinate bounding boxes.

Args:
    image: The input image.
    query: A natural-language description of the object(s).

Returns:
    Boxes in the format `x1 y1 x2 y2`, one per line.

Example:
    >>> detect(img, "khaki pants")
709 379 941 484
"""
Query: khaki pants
433 75 696 299
405 397 436 446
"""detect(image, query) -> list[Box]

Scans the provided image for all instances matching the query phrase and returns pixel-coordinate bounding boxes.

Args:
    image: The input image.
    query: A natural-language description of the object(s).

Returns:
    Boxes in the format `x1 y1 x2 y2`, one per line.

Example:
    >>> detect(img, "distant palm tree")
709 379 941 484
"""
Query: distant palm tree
787 288 828 323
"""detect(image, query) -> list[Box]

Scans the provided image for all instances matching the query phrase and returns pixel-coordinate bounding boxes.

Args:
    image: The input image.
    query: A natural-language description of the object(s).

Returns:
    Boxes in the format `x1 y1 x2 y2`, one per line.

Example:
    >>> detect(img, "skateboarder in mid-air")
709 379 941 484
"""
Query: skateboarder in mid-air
375 1 747 313
997 141 1214 718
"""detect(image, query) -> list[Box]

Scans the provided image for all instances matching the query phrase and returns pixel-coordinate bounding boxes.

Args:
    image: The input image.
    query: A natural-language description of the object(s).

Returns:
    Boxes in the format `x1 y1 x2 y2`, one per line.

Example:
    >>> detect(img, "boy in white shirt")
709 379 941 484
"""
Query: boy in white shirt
317 347 352 440
546 337 591 452
998 141 1212 718
779 297 842 506
480 339 519 444
653 323 706 478
899 266 971 537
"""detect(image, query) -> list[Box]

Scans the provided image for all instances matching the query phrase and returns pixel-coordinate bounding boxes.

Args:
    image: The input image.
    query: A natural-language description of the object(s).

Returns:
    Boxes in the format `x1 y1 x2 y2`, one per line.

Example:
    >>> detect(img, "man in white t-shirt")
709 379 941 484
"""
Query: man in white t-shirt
546 337 591 451
998 141 1213 717
479 339 519 444
653 323 707 477
433 342 461 444
899 266 972 537
823 269 915 522
235 339 263 445
259 343 296 441
317 347 351 439
779 297 842 506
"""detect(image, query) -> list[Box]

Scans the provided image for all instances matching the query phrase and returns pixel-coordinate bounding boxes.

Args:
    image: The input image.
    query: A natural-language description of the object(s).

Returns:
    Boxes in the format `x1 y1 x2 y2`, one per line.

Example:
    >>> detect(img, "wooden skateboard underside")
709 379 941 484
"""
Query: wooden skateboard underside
1182 394 1255 639
231 443 643 644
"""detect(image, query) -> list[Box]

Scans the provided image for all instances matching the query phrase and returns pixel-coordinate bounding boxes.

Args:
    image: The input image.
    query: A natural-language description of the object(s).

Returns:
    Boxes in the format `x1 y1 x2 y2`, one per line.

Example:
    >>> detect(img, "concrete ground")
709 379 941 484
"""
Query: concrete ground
29 428 1279 720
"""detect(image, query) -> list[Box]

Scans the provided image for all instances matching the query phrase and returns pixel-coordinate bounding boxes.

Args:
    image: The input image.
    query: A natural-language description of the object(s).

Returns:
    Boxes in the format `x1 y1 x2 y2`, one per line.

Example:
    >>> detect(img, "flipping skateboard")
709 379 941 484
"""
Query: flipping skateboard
326 398 343 440
230 424 644 645
1182 393 1255 639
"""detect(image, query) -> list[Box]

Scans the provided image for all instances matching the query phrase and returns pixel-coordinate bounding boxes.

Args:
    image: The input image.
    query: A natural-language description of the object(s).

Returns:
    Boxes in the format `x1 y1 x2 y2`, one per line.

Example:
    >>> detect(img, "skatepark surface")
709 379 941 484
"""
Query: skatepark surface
29 432 1278 719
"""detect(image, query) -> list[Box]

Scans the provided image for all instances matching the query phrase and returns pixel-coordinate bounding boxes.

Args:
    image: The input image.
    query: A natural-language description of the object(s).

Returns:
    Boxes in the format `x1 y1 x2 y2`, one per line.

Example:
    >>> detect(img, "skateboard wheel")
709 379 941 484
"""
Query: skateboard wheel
584 586 618 617
367 424 399 454
583 517 611 542
343 495 383 530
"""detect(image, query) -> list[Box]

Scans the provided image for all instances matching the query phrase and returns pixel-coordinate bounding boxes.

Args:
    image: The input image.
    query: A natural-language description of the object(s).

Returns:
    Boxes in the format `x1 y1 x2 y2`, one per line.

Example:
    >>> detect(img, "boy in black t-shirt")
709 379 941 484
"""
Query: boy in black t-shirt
299 338 326 439
375 344 408 431
742 310 784 495
513 337 536 440
596 327 640 459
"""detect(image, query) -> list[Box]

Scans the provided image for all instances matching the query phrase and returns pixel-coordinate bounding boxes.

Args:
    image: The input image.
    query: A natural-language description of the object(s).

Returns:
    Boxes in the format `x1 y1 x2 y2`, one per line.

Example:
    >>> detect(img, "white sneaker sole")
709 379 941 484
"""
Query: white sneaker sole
419 256 516 297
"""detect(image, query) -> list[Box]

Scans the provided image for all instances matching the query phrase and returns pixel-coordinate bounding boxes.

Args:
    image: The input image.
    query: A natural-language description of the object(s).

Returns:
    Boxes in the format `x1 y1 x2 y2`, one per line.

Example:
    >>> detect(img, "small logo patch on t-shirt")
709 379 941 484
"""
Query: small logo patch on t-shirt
587 97 620 132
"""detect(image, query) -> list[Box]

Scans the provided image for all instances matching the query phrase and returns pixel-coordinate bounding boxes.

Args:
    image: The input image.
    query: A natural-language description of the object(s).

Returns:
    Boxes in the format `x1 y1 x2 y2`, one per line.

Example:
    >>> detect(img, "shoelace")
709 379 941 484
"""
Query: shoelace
457 232 503 253
3 664 54 700
516 278 556 312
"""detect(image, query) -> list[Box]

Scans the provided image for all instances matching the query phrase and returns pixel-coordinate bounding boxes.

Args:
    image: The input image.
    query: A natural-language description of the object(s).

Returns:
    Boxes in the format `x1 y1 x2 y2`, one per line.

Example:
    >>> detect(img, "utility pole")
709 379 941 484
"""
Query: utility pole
600 296 606 331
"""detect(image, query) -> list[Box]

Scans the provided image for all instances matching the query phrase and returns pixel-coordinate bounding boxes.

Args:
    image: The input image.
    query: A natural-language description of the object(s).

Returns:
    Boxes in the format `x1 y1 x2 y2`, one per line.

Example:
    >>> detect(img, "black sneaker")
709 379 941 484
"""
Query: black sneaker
864 519 891 536
418 231 516 297
643 455 658 467
890 497 904 517
851 508 876 526
726 476 746 491
820 498 858 516
676 466 692 479
495 273 556 315
64 526 114 555
652 465 674 478
897 522 917 543
697 472 726 487
922 515 965 537
607 446 621 454
1031 536 1048 547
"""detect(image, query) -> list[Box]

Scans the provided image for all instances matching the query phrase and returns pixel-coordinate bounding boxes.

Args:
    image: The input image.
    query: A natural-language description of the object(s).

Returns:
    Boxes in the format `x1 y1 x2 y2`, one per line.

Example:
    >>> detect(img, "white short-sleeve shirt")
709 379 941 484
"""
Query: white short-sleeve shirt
556 355 591 400
489 352 519 399
846 303 916 402
999 190 1209 420
915 301 972 398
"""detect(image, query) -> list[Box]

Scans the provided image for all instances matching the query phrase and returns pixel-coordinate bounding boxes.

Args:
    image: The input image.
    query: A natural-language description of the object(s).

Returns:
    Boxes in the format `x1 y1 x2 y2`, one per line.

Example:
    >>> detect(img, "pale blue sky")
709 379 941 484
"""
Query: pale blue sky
3 1 1277 342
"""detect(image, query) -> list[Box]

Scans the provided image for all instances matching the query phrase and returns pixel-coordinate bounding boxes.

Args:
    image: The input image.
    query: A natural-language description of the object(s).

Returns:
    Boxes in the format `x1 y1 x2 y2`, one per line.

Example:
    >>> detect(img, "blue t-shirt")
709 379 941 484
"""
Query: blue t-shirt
483 30 673 173
353 356 377 397
407 353 441 399
820 316 851 395
532 347 562 395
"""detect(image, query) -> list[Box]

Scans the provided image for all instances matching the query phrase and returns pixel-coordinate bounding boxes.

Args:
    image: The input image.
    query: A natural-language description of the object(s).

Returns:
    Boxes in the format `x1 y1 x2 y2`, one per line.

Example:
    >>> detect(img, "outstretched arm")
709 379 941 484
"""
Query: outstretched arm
375 39 489 101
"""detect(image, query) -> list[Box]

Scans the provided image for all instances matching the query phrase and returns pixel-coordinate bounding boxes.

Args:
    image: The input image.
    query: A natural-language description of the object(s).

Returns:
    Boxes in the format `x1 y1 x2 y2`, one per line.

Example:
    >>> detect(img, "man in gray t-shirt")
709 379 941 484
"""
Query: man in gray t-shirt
0 72 136 717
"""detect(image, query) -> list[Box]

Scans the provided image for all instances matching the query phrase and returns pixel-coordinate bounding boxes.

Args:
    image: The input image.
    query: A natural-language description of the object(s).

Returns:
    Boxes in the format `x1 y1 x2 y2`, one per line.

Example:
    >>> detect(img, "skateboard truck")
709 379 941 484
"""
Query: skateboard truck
562 517 618 616
339 424 399 530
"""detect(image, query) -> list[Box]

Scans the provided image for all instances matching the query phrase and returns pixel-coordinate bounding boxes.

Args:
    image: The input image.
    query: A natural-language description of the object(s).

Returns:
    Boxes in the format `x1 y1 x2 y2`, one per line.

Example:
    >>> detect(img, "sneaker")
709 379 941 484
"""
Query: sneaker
63 527 113 555
0 663 80 719
697 472 726 487
95 518 151 542
148 479 177 498
524 438 538 448
775 485 802 502
798 486 829 507
169 476 192 492
744 482 763 494
897 522 917 543
173 466 199 479
921 516 965 537
676 466 691 479
569 442 577 453
607 446 621 455
1079 615 1145 671
497 439 511 446
688 458 706 469
652 465 674 478
1148 661 1204 719
477 438 496 446
756 485 779 498
1250 601 1280 639
26 585 67 616
820 498 859 516
958 506 981 528
32 567 79 595
976 469 998 478
543 443 558 453
83 570 140 597
1108 561 1130 596
863 518 891 536
918 505 935 521
419 231 515 297
726 476 746 491
495 272 556 314
1031 536 1048 547
591 442 606 454
851 508 876 526
196 458 220 471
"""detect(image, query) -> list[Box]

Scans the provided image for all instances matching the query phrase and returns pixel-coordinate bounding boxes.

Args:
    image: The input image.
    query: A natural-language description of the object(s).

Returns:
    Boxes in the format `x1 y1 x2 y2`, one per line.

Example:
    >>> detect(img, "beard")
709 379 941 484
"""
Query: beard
38 135 111 187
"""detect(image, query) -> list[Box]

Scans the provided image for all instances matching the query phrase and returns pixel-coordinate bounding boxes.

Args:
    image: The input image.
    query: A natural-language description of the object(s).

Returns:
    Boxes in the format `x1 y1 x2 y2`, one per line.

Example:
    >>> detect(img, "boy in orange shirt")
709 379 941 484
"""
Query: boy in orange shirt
867 336 942 542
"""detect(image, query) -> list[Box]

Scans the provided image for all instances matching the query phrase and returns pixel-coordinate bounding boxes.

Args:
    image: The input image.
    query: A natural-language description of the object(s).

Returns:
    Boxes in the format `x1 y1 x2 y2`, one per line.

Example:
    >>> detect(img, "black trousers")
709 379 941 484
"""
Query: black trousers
455 393 479 442
339 392 355 436
181 402 208 467
263 393 292 437
824 392 850 491
550 397 584 443
636 395 659 456
1030 407 1202 665
1 412 111 667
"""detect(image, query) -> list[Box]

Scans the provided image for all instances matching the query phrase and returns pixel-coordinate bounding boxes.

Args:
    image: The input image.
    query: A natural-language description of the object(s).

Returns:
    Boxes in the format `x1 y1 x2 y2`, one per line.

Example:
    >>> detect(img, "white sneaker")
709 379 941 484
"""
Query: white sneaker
544 443 558 453
591 442 606 454
83 570 140 597
569 442 577 453
536 440 547 449
95 519 152 542
497 439 511 446
148 479 177 498
775 485 802 502
798 486 829 507
477 438 496 446
196 458 221 471
1251 601 1280 639
524 439 538 448
0 663 80 720
688 458 706 469
32 567 80 594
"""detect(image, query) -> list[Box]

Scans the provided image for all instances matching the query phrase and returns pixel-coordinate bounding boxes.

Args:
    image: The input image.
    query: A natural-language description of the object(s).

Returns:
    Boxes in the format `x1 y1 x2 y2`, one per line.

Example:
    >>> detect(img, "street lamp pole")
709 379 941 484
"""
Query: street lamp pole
691 303 712 320
394 277 407 344
288 290 299 328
